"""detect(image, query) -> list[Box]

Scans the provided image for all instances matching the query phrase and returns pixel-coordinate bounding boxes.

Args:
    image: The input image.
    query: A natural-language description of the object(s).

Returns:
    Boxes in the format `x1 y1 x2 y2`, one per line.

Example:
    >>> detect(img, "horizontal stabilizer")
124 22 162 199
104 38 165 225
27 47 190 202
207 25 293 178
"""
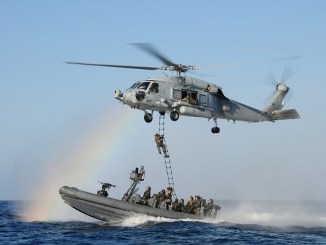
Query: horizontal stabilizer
272 109 300 120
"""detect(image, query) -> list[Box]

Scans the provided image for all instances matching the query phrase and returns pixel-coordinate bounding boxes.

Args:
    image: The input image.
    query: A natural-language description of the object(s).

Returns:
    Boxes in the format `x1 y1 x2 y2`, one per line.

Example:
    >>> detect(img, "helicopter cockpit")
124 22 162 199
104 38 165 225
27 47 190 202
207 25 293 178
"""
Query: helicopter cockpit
128 81 160 102
130 81 150 90
148 82 159 93
130 81 159 93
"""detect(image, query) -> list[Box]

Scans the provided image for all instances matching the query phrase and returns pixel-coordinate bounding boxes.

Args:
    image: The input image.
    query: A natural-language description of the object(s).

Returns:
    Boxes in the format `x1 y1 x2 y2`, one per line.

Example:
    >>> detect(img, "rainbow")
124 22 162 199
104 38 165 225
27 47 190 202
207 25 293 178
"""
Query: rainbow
19 105 136 221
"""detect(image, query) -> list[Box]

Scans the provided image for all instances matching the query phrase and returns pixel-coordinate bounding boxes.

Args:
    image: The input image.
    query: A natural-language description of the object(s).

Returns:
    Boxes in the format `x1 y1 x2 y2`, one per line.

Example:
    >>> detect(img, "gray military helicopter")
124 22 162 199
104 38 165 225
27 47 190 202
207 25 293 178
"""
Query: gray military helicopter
66 44 300 134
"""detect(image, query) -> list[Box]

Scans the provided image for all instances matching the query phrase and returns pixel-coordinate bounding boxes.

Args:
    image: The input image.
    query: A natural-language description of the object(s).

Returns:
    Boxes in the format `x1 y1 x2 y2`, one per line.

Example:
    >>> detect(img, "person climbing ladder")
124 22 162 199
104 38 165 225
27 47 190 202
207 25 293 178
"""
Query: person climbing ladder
154 133 169 158
154 113 177 200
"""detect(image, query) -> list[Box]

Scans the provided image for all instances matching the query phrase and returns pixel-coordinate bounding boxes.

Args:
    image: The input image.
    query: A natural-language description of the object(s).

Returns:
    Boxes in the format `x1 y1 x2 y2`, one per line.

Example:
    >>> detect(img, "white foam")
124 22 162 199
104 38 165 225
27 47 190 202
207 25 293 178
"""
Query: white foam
116 214 176 227
113 213 224 227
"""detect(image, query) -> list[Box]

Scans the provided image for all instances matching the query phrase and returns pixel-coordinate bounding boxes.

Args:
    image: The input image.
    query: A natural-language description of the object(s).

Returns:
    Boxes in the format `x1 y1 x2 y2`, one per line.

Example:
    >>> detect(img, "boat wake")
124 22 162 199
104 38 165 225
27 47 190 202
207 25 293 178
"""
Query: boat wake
115 214 179 227
113 213 224 227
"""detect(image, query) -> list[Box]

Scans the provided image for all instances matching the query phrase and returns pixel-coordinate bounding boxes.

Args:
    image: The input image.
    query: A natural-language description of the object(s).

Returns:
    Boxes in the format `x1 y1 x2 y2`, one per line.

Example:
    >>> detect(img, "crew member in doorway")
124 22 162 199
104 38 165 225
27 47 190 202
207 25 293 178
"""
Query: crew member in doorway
186 91 196 105
154 133 169 158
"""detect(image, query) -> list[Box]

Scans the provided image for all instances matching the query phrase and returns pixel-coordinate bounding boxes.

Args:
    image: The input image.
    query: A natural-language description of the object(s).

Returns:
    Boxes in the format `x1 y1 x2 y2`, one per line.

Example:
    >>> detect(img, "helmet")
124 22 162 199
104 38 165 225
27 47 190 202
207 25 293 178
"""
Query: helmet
209 199 213 203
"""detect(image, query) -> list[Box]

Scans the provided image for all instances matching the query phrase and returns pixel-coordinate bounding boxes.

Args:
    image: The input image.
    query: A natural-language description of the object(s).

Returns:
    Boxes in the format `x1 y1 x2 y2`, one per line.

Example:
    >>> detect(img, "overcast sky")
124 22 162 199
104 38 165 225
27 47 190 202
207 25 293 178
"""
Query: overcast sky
1 1 325 220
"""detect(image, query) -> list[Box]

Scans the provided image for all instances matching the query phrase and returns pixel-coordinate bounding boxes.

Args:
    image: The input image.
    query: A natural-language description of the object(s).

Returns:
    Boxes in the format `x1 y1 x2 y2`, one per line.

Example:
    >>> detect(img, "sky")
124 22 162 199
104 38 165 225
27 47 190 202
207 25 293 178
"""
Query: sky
1 1 326 220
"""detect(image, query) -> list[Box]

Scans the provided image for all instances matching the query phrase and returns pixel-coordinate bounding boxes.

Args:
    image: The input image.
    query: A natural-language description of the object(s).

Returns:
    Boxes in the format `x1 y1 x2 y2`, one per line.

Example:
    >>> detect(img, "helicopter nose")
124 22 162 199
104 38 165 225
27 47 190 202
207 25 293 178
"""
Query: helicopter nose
123 91 138 105
114 89 123 100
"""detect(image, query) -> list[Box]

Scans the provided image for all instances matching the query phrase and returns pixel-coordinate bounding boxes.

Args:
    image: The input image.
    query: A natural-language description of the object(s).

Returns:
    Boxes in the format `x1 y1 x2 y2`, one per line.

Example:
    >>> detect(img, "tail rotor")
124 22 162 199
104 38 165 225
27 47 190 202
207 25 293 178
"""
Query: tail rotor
264 66 295 105
263 66 296 114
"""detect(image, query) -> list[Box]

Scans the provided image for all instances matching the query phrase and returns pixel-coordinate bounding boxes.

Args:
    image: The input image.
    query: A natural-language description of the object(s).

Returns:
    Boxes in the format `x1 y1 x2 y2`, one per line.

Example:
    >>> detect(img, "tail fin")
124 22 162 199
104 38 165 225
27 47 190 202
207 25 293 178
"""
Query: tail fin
263 83 300 120
272 109 300 120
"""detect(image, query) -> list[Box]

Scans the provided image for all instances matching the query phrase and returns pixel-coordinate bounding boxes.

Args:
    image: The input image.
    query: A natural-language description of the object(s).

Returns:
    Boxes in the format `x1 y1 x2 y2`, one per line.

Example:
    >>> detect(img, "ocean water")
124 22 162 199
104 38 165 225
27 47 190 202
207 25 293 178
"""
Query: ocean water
1 201 326 244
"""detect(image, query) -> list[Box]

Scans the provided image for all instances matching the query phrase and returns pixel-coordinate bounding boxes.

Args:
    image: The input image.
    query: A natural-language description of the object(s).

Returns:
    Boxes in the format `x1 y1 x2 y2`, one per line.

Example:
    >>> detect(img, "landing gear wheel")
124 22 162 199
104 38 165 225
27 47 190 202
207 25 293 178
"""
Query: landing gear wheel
144 113 153 123
170 111 179 121
211 127 220 134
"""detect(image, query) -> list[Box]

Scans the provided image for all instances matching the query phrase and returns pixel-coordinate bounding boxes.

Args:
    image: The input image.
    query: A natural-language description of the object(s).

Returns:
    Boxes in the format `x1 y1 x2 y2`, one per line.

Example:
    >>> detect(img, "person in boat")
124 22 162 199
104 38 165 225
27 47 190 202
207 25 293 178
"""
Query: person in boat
164 187 173 209
204 198 214 216
172 198 179 211
154 189 166 208
192 195 202 215
138 165 145 181
183 196 194 213
172 198 184 212
142 186 151 201
179 198 185 212
154 133 168 158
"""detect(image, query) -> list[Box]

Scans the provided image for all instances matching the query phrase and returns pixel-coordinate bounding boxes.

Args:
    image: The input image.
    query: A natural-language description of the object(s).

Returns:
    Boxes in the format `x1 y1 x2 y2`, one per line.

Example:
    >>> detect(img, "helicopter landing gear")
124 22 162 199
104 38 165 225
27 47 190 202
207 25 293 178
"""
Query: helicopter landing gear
144 112 153 123
170 111 179 121
211 127 220 134
211 118 220 134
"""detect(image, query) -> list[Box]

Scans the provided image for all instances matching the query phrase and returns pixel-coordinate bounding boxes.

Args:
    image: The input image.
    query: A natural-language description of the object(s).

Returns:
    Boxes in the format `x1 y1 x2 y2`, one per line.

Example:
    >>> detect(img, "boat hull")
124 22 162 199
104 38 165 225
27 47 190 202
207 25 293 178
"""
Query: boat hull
59 186 213 222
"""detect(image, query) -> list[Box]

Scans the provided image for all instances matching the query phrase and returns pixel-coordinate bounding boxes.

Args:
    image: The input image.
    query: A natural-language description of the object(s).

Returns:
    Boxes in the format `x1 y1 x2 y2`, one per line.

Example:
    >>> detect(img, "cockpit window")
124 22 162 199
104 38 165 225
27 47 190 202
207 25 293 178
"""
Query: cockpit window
137 82 150 90
130 82 140 89
149 82 159 93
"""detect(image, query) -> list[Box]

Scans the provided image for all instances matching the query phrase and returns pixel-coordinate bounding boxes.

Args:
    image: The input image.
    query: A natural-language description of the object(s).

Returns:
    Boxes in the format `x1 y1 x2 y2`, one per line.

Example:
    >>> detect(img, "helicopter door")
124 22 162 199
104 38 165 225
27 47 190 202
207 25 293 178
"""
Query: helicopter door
181 90 197 105
172 89 181 100
198 93 208 107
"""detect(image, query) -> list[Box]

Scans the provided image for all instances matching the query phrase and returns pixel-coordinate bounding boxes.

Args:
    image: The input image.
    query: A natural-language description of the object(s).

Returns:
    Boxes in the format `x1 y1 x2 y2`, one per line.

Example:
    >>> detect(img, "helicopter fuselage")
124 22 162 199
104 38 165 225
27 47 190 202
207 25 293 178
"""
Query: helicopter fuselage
67 43 300 134
114 75 276 131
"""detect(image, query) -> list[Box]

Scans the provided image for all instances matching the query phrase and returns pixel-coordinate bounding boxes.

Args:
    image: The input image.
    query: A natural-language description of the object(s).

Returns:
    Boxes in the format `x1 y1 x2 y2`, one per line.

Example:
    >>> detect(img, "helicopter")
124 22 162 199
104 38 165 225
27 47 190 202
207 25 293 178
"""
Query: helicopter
66 43 300 134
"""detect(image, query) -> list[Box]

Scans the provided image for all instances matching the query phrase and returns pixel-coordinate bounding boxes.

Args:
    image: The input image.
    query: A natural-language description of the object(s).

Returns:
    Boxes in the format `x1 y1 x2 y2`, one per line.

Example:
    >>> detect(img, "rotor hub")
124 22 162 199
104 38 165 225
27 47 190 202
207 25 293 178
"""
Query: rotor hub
276 83 289 93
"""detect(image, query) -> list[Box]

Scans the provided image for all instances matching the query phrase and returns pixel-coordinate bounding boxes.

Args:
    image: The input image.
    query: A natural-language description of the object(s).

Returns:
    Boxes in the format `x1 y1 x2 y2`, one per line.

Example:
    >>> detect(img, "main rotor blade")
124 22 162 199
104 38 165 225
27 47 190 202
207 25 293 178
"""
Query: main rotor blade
131 43 177 67
65 61 160 70
197 55 302 70
264 71 277 85
281 65 294 82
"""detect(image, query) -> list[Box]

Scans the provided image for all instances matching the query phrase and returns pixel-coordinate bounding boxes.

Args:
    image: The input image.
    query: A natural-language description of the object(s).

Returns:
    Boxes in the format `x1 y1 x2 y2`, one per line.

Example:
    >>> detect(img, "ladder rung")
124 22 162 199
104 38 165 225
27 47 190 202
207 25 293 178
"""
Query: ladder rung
158 114 177 199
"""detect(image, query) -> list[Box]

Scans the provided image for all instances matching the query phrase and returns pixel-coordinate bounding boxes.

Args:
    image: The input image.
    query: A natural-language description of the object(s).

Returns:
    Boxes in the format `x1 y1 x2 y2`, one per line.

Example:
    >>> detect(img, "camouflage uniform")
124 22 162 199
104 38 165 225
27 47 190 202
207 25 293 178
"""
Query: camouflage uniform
154 133 168 158
204 199 214 216
192 196 202 215
172 198 184 212
142 186 151 200
183 196 194 213
164 187 173 208
155 189 165 208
